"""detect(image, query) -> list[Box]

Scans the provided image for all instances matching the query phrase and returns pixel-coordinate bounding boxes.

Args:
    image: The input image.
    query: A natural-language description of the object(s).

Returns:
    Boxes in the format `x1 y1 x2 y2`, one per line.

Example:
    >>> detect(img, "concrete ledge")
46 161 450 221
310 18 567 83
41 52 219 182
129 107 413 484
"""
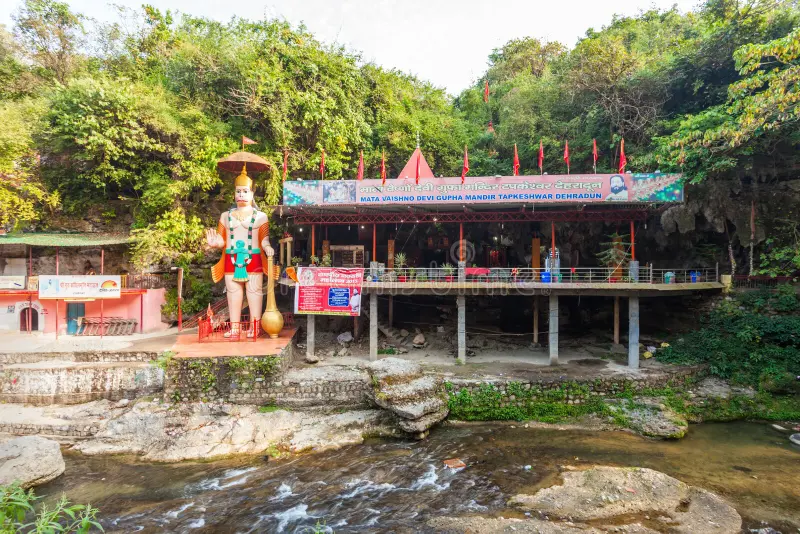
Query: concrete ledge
0 351 160 365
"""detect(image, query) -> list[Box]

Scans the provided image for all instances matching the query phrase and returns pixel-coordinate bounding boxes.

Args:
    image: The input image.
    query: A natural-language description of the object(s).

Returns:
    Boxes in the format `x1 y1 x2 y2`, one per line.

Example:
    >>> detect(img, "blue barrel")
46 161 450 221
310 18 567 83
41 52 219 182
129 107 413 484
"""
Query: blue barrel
691 271 698 283
542 272 552 283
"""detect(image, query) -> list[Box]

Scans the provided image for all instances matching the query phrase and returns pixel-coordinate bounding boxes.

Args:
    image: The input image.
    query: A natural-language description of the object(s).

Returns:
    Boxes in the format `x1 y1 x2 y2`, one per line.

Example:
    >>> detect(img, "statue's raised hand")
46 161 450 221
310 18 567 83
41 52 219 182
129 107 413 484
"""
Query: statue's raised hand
206 228 224 249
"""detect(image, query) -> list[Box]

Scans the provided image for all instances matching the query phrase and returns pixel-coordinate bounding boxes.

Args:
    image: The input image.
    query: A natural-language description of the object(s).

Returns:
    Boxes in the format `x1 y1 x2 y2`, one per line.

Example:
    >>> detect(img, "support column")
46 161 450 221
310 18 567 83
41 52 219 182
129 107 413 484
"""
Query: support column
630 221 635 262
306 315 316 360
459 223 464 263
613 296 620 345
388 295 394 327
457 295 466 364
532 296 539 347
628 295 640 369
369 292 378 361
311 225 316 259
372 224 377 264
354 316 360 340
548 294 559 365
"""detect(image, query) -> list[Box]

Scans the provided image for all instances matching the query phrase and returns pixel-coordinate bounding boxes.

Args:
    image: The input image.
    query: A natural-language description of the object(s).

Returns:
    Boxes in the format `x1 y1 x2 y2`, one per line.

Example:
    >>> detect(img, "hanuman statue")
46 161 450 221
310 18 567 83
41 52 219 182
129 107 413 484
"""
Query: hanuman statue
206 164 274 336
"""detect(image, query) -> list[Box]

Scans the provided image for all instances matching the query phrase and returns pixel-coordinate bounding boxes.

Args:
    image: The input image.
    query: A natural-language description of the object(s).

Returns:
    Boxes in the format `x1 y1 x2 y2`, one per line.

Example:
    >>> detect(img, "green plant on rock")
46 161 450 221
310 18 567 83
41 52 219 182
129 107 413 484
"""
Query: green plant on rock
153 350 175 371
226 356 280 393
320 253 332 267
188 360 217 393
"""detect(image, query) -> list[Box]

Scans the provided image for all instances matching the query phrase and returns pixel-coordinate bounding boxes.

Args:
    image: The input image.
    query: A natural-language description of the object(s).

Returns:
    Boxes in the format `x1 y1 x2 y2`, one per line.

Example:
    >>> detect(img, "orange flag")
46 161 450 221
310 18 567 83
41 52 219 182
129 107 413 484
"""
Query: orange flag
320 149 325 179
592 139 598 173
357 150 364 181
563 140 570 174
282 149 288 181
380 150 387 185
483 79 489 103
242 136 257 147
461 145 469 184
513 144 520 176
619 138 627 173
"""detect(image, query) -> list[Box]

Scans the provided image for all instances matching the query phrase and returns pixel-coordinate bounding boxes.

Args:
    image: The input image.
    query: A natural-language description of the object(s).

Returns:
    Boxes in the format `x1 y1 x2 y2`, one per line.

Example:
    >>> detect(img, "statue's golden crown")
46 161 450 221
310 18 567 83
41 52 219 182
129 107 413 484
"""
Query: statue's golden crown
234 162 253 188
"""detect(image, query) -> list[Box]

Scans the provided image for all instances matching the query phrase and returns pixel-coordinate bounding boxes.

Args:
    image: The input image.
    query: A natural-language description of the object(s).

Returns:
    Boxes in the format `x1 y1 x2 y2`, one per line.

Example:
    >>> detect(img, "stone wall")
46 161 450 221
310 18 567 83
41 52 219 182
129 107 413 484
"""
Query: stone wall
163 348 371 408
0 364 164 405
0 351 159 365
446 366 705 408
0 421 101 439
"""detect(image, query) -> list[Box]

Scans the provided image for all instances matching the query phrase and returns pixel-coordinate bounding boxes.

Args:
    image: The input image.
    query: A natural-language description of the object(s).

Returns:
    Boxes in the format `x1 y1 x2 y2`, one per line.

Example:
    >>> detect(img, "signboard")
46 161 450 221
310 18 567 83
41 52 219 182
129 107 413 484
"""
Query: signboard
283 173 684 207
38 275 122 299
0 276 26 290
293 267 364 316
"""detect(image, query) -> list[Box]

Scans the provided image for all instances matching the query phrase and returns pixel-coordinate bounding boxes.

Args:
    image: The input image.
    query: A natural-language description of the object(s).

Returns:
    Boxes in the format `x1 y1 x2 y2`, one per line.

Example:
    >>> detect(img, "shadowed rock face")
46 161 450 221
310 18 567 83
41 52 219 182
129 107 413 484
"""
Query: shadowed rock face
365 357 449 437
0 436 65 488
430 466 742 534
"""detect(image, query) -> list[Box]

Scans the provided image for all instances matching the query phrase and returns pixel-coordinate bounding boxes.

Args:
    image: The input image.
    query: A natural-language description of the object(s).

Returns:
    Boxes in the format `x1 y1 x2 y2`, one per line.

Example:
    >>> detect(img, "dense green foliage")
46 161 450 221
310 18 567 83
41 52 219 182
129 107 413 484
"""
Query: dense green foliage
1 0 800 273
658 285 800 389
0 483 102 533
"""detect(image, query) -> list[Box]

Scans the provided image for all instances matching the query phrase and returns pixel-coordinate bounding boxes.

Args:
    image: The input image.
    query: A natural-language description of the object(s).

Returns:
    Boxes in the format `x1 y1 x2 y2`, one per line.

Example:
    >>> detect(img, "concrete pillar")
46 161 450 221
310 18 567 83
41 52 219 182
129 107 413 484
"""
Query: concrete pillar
457 261 466 282
628 295 640 368
306 315 315 360
532 296 540 347
613 296 620 345
457 295 466 364
369 292 378 361
549 294 558 365
354 316 360 340
388 295 394 327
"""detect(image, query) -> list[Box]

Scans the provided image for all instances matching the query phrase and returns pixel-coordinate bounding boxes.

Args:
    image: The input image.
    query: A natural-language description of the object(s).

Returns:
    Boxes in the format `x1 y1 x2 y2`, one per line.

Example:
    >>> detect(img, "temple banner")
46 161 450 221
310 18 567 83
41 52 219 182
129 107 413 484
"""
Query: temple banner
283 173 683 207
38 275 122 299
293 267 364 316
0 276 26 290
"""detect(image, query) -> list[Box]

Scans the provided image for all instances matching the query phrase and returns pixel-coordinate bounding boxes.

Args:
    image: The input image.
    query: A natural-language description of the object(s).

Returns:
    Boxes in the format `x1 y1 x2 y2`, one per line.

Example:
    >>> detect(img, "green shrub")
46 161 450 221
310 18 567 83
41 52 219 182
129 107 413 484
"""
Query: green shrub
0 483 103 533
658 285 800 388
162 272 213 318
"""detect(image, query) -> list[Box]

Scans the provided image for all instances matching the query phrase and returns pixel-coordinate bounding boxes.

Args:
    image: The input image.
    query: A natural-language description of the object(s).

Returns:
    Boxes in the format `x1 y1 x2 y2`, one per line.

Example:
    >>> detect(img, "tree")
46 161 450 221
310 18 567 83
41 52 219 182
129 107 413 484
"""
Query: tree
12 0 85 83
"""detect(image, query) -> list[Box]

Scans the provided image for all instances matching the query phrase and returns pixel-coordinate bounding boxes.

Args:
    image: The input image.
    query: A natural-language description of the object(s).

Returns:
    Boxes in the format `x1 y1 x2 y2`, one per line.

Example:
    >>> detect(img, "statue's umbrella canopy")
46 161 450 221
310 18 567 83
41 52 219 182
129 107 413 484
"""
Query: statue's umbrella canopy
217 152 271 173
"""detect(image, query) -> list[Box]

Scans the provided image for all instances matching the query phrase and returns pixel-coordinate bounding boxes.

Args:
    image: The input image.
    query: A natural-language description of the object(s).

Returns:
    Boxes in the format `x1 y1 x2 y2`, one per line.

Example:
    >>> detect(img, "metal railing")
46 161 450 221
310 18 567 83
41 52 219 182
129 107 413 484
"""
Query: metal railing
120 273 174 289
733 275 795 290
198 317 262 342
364 266 719 285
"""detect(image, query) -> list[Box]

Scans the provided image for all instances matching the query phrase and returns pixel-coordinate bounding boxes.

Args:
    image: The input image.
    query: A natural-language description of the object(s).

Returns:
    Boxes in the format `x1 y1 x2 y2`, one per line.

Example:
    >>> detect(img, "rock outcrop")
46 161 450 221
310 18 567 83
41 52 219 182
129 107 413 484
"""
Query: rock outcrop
365 358 448 437
74 401 400 462
432 466 741 533
606 397 689 439
0 436 65 488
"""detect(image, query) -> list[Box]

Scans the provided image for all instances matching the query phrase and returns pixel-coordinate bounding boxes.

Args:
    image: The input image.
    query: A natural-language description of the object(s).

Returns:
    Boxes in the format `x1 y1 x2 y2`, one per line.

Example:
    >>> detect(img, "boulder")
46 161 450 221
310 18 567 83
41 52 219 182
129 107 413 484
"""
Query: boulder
790 433 800 446
399 329 410 337
305 353 320 364
412 333 426 347
0 436 65 488
509 466 741 533
365 357 423 385
336 331 354 344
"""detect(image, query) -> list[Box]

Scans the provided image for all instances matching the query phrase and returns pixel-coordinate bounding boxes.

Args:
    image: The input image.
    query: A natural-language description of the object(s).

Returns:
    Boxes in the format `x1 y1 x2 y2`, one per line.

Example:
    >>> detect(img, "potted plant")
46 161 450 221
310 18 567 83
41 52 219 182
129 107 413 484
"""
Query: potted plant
394 252 407 282
310 255 320 266
291 256 303 268
416 269 428 282
442 263 455 282
408 266 417 282
320 253 332 267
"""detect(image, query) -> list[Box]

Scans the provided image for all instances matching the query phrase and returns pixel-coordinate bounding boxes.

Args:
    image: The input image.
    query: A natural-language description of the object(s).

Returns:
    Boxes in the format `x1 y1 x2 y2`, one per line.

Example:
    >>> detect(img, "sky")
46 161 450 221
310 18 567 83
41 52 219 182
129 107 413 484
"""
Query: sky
0 0 700 94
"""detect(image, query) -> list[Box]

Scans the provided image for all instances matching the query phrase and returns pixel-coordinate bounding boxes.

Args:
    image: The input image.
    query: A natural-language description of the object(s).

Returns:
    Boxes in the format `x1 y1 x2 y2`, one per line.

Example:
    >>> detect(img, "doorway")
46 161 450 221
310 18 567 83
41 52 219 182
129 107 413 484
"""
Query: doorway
19 308 38 331
67 303 85 335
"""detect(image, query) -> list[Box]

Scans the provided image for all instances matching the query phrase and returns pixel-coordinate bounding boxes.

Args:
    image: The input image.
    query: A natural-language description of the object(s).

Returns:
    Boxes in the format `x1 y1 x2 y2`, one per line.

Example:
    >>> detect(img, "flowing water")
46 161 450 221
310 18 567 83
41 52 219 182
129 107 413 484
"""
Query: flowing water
39 422 800 533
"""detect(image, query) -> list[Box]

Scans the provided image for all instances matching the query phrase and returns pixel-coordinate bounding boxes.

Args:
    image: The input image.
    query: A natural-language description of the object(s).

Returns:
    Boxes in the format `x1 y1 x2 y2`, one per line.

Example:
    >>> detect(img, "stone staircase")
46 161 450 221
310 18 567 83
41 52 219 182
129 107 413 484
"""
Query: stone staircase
362 302 407 346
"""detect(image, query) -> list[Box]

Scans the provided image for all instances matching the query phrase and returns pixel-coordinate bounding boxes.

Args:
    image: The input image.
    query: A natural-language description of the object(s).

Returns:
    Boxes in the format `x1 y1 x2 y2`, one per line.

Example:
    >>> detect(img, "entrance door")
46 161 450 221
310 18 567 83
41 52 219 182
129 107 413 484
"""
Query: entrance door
19 309 38 331
67 303 85 335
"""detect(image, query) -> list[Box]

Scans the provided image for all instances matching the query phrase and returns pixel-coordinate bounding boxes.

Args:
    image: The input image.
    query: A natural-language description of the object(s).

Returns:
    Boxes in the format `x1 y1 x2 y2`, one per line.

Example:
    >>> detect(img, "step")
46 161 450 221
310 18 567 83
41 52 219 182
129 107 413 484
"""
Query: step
0 361 164 405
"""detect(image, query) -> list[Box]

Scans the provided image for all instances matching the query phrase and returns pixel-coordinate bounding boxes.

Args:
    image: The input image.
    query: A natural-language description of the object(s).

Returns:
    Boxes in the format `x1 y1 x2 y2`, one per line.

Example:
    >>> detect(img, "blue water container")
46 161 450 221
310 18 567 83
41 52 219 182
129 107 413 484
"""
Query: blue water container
541 272 552 283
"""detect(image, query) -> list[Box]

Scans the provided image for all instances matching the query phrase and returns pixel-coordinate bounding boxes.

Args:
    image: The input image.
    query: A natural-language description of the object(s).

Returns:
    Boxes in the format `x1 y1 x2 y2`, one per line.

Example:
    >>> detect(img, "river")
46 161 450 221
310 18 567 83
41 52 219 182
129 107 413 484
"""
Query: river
39 422 800 533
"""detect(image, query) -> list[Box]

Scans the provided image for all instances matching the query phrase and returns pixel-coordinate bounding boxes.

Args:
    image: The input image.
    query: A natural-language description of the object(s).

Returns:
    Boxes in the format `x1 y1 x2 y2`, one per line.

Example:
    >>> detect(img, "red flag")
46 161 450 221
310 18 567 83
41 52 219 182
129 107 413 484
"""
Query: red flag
563 140 570 174
415 151 421 184
618 138 627 173
513 144 520 176
483 79 489 103
487 120 494 133
461 145 469 184
380 150 387 186
592 139 598 173
320 149 325 180
538 139 544 174
357 150 364 181
242 136 257 146
282 149 288 182
206 303 214 320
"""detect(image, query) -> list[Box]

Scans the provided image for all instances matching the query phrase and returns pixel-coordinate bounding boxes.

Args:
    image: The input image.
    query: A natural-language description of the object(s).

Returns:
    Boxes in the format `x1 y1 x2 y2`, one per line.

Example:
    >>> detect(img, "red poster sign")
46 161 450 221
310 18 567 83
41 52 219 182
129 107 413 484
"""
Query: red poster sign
294 267 364 316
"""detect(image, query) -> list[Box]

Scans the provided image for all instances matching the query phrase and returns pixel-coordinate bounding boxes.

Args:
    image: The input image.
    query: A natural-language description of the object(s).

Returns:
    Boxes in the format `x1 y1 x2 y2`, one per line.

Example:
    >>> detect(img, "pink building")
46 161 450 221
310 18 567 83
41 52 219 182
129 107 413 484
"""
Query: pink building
0 233 170 336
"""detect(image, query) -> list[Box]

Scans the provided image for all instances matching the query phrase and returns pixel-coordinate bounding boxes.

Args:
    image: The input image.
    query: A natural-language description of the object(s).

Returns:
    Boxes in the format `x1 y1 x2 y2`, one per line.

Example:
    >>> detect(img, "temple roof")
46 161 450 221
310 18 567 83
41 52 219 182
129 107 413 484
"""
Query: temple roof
396 147 434 179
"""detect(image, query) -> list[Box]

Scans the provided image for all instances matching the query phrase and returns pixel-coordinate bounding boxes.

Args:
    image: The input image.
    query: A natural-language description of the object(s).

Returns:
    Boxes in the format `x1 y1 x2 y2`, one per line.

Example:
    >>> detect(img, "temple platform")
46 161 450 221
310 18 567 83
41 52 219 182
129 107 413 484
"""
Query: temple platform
171 327 298 359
